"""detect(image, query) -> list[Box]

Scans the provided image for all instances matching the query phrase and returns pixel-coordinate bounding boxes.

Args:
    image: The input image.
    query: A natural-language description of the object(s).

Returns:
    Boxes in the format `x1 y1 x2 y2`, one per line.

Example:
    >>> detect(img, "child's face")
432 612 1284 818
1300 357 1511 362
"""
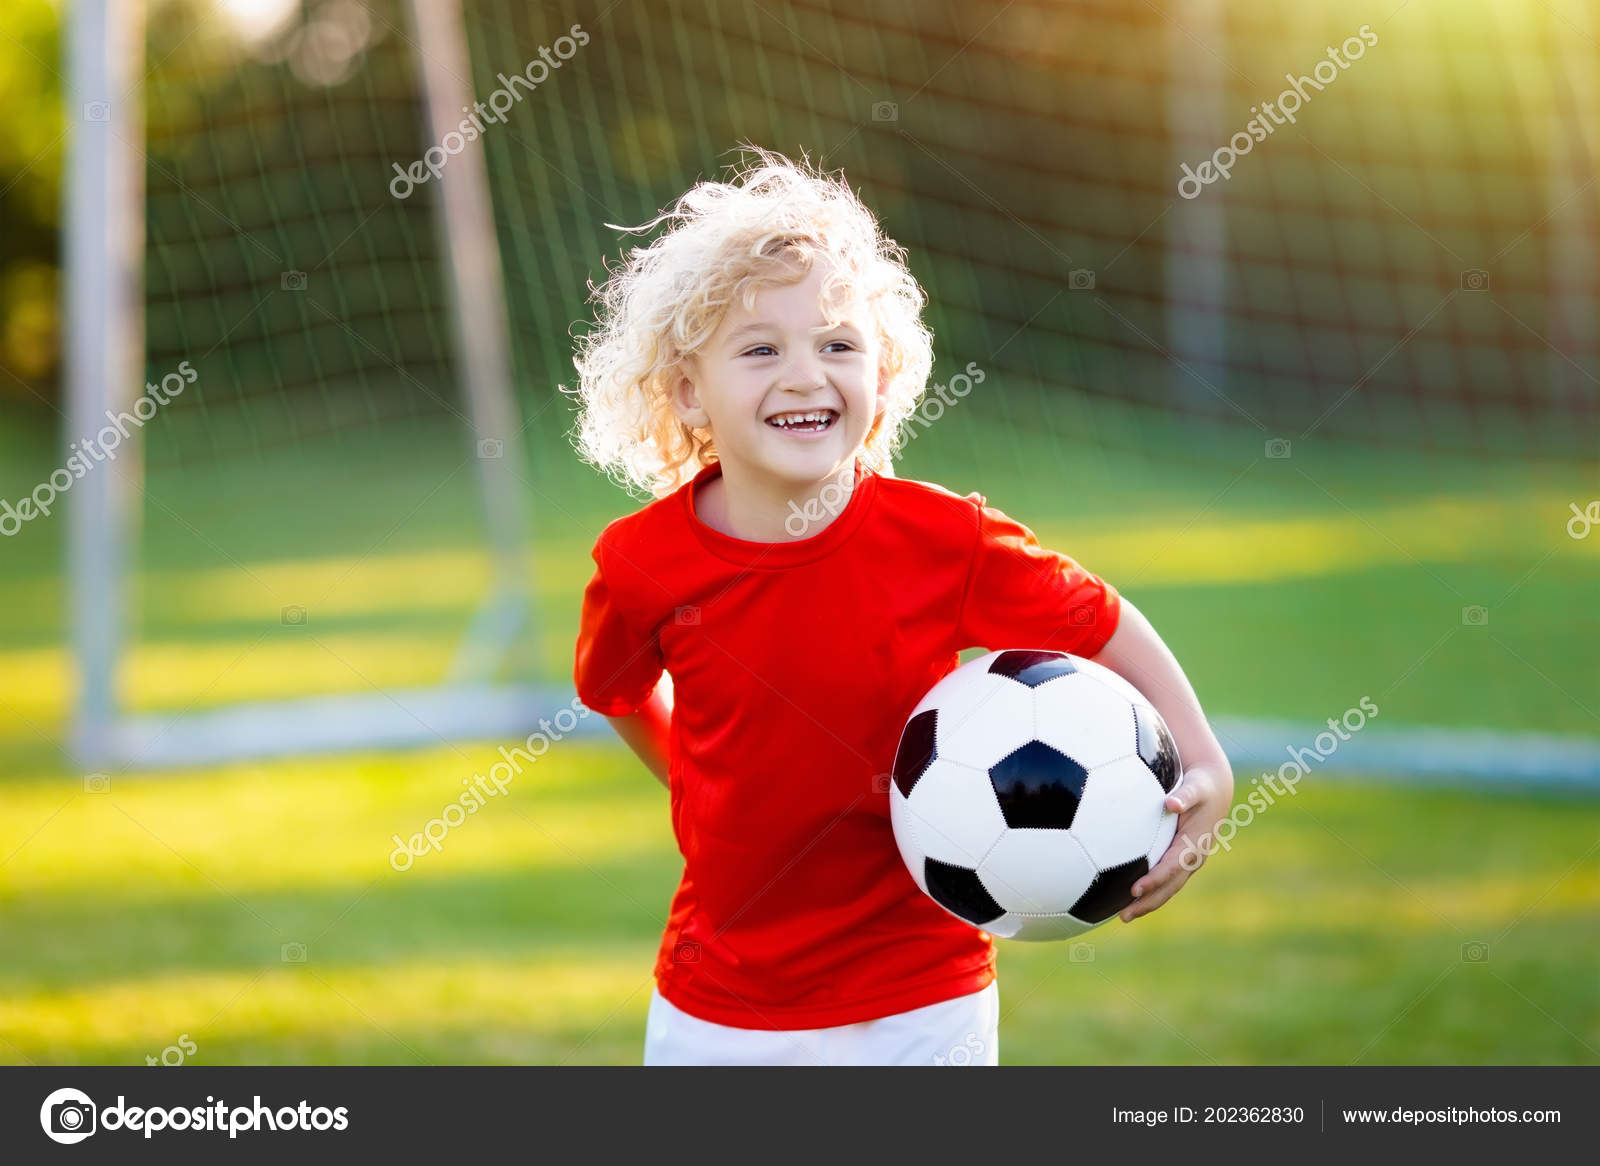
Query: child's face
673 261 886 492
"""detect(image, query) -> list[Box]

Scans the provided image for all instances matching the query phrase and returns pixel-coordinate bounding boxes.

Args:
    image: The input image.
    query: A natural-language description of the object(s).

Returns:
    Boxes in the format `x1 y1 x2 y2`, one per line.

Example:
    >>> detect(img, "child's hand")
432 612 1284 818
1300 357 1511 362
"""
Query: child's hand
1119 760 1234 923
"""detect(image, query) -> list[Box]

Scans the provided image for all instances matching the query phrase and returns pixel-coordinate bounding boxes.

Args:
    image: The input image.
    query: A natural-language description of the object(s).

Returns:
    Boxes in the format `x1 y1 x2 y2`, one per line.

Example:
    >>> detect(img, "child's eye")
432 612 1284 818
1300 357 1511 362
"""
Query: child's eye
823 340 855 353
741 345 776 357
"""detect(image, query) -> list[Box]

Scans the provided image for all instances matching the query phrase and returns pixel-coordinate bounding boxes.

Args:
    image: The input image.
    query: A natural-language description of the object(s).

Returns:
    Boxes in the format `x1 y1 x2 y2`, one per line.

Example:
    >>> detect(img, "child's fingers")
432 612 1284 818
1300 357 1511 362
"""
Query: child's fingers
1127 817 1214 905
1148 839 1195 886
1131 843 1189 900
1120 866 1187 921
1163 765 1215 814
1122 764 1230 922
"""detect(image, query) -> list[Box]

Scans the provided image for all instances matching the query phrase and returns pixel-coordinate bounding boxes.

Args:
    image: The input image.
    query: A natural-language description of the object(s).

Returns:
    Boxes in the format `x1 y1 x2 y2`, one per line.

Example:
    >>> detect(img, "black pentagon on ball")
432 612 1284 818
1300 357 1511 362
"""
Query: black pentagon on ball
988 648 1077 688
892 708 939 797
924 856 1004 926
988 740 1089 829
1071 857 1149 923
1134 705 1181 792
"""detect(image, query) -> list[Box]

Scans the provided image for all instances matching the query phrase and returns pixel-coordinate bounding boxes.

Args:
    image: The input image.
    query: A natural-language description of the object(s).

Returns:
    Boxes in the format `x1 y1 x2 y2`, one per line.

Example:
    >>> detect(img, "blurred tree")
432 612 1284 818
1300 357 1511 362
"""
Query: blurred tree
0 0 64 411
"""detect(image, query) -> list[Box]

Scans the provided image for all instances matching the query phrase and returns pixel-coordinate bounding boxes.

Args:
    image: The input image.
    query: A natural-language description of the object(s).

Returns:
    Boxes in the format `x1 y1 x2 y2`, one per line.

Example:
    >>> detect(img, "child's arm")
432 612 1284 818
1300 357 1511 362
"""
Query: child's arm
604 679 673 790
1091 598 1235 922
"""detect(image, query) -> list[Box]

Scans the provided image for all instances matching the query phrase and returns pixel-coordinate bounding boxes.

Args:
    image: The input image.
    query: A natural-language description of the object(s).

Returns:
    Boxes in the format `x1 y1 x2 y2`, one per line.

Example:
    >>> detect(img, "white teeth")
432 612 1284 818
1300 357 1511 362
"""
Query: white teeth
769 410 834 427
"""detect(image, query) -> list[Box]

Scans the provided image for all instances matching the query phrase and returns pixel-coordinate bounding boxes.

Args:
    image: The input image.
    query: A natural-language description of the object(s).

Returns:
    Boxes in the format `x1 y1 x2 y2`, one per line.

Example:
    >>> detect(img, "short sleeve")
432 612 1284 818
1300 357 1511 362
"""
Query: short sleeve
574 540 665 716
955 496 1122 658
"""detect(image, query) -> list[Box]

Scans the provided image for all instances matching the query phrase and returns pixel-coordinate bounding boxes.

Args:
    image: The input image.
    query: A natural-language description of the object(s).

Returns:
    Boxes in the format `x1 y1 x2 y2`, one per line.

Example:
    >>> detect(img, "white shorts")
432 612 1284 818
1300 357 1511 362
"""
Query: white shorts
643 981 999 1066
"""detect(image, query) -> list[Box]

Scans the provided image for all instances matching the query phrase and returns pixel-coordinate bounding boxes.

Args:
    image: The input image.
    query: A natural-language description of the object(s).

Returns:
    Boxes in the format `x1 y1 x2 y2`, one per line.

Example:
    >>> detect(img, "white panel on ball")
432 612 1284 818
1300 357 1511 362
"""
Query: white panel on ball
933 672 1037 772
1004 912 1096 943
897 757 1008 869
1144 809 1180 870
976 828 1099 915
1032 671 1138 768
1081 660 1152 710
887 783 930 894
1070 754 1173 870
981 913 1026 939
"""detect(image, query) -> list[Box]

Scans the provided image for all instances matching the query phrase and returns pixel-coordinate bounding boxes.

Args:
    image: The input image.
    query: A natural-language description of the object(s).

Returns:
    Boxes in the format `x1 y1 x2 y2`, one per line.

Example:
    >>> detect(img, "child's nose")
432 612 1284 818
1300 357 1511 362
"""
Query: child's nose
779 351 827 391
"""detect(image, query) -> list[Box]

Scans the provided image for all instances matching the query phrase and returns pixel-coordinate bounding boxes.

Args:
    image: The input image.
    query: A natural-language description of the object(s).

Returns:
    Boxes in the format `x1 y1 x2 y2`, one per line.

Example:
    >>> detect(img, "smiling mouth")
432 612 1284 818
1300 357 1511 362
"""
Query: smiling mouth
766 409 838 432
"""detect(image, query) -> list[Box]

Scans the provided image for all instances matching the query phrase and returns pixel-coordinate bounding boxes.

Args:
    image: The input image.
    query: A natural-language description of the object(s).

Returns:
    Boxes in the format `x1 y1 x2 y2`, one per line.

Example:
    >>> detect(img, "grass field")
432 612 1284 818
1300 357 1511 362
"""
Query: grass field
1 404 1596 1064
1 745 1595 1065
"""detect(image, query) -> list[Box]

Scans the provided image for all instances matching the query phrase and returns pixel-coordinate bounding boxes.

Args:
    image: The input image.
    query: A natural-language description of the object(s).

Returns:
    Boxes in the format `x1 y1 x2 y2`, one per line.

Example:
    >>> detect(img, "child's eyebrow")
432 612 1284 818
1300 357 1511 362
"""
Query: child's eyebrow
723 319 865 346
723 322 771 344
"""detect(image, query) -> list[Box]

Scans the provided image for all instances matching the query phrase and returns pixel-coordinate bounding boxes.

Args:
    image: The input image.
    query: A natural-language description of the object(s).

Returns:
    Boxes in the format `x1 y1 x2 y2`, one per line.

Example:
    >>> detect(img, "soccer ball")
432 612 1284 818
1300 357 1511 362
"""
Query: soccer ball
889 649 1182 941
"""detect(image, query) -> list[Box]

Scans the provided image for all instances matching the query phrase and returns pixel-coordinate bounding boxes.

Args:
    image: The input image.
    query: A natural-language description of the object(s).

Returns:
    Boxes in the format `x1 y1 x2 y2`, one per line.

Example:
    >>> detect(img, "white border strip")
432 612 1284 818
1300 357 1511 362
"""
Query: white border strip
1210 716 1600 791
99 695 1600 790
106 686 607 770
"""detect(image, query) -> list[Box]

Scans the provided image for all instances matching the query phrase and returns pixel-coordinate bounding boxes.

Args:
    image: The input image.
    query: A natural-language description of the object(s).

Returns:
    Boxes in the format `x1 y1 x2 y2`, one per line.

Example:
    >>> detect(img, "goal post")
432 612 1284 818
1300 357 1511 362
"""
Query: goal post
65 0 143 769
65 0 593 771
404 0 538 686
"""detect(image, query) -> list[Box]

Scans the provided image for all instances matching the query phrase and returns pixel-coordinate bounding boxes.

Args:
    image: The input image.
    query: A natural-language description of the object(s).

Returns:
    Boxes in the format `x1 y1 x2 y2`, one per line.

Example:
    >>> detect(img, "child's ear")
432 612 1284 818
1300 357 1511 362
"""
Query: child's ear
874 360 892 417
670 363 711 429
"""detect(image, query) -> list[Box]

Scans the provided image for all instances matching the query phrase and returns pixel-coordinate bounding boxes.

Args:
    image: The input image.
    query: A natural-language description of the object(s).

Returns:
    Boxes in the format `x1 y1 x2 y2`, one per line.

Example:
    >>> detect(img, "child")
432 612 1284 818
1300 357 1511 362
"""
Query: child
567 149 1234 1066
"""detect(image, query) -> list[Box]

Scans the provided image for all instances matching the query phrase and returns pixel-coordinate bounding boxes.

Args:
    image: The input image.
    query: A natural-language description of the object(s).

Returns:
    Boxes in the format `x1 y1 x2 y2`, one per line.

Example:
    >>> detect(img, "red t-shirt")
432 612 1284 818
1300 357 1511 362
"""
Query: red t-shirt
573 457 1122 1030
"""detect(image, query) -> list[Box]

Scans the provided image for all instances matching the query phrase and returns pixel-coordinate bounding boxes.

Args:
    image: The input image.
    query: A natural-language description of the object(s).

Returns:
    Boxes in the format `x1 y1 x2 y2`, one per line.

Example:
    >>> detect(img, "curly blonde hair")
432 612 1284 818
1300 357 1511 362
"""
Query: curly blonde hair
564 147 934 499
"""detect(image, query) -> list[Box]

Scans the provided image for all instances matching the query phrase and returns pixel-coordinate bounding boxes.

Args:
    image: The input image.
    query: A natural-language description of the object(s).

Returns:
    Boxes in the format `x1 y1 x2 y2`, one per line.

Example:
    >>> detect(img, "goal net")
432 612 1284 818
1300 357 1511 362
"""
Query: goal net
65 0 1597 781
68 0 553 767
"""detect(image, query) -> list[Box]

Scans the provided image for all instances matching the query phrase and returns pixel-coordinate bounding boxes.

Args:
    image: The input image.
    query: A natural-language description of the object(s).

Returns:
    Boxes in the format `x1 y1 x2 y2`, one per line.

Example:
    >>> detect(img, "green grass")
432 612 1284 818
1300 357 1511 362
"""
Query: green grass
2 404 1596 739
0 402 1596 1064
0 744 1594 1065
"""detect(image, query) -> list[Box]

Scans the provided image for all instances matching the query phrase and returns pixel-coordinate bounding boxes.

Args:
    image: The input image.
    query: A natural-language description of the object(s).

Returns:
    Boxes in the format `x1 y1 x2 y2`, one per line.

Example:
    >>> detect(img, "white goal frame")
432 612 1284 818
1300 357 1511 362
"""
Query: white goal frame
65 0 595 770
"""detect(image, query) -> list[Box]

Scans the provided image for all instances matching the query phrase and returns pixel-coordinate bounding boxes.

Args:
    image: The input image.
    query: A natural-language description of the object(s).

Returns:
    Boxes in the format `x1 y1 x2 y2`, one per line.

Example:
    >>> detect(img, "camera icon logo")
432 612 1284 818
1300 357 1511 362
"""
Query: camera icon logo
674 605 701 627
1461 941 1490 963
83 772 111 794
673 940 701 964
40 1087 97 1144
1461 605 1489 626
281 941 308 963
281 605 307 626
871 100 899 123
1069 942 1096 963
280 270 308 292
1068 269 1096 290
1067 605 1097 627
871 772 893 795
1459 269 1490 291
1265 438 1292 458
477 437 504 459
83 102 110 122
